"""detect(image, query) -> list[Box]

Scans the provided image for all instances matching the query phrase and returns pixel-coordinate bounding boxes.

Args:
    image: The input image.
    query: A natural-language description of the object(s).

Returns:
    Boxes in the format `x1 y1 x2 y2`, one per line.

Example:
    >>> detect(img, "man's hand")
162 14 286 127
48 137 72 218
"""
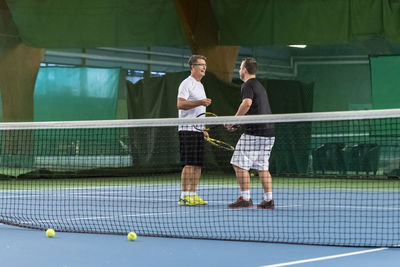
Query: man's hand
201 98 212 107
203 131 209 138
225 124 239 132
225 124 233 131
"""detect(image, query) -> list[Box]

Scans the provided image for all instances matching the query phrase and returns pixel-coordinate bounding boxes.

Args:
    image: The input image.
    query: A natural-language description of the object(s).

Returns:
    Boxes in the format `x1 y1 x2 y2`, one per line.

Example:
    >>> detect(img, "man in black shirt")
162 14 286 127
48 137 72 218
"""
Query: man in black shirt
226 57 275 209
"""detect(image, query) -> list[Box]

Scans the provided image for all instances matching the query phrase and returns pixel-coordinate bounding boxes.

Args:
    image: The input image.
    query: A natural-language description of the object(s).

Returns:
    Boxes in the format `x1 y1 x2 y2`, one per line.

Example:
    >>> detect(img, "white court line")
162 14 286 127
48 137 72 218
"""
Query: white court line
7 190 400 211
20 208 230 224
138 185 237 192
19 203 303 225
261 247 387 267
21 203 302 225
4 191 400 211
313 205 400 211
3 190 400 210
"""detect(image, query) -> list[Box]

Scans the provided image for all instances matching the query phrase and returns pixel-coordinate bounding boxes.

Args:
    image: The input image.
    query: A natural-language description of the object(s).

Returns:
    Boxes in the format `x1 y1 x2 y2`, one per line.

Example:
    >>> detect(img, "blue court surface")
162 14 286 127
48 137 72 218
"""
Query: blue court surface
0 223 400 267
1 182 400 266
1 184 399 247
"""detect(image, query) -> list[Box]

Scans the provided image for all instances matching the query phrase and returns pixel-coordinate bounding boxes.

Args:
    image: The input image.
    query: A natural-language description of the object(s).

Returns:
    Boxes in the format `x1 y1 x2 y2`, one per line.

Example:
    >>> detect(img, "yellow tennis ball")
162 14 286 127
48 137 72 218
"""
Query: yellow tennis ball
250 173 254 177
46 228 55 238
127 232 137 241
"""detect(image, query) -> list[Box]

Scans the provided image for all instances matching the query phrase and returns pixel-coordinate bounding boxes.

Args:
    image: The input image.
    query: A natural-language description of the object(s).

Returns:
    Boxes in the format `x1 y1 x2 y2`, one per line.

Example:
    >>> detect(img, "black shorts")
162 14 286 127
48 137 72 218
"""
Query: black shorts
179 131 204 167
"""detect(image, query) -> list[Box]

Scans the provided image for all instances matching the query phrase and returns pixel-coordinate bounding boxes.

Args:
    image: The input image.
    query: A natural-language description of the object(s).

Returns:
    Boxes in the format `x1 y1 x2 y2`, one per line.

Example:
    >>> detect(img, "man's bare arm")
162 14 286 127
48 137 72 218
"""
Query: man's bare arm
177 97 211 110
235 98 252 116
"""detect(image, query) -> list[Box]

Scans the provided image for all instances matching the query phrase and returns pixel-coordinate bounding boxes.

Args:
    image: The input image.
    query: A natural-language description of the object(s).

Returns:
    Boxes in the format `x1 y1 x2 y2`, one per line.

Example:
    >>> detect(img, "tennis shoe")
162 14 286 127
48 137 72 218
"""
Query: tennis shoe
227 196 253 209
257 199 275 210
191 195 208 205
178 195 194 206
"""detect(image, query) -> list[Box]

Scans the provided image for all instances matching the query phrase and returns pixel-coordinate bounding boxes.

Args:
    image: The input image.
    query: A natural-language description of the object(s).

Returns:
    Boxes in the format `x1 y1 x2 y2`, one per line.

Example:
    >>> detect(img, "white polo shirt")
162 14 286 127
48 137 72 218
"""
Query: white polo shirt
177 75 206 132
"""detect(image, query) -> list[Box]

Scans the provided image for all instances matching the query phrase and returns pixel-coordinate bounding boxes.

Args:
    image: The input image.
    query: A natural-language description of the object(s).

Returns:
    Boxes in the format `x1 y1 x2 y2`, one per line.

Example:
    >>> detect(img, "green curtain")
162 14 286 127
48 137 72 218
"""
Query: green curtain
0 67 120 173
5 0 186 47
127 72 313 175
34 67 120 121
370 56 400 109
127 72 241 173
6 0 400 47
297 64 372 112
213 0 400 45
262 80 314 175
369 56 400 176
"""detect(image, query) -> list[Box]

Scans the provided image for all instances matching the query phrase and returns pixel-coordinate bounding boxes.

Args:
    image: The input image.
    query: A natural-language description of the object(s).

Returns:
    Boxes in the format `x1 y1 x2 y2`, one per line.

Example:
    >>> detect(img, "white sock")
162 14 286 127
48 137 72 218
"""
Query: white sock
264 192 273 201
241 190 251 201
180 191 189 198
189 192 196 196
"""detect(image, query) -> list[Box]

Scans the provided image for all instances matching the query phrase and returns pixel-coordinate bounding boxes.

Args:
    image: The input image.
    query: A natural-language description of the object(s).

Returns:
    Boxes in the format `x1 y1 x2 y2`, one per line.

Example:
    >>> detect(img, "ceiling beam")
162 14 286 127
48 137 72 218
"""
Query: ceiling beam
172 0 239 82
0 0 7 10
172 0 219 51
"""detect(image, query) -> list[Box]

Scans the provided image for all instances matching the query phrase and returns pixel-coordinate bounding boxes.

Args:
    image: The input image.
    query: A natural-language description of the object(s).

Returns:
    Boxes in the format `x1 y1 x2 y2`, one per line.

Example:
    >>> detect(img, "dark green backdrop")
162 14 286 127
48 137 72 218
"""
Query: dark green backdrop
127 72 313 175
7 0 400 47
370 55 400 109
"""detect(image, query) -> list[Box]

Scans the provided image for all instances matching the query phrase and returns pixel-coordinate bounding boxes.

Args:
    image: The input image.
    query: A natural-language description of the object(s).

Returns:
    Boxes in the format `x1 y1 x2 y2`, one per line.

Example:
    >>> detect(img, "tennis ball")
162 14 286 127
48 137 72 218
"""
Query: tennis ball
250 173 254 177
127 232 137 241
46 228 55 238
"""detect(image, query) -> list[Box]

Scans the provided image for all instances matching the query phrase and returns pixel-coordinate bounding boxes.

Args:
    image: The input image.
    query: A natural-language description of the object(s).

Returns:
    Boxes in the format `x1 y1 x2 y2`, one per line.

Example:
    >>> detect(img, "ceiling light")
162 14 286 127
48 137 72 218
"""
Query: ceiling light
288 45 307 48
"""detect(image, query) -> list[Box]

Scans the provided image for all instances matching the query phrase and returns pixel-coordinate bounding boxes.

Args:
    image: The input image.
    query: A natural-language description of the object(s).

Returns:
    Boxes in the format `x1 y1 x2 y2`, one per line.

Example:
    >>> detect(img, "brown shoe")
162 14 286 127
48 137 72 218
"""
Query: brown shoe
227 196 253 209
257 200 275 209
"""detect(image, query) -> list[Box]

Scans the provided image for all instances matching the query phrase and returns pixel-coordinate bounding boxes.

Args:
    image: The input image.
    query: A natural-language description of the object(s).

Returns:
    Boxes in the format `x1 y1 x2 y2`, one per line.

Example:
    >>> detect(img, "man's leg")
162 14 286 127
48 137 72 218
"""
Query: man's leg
258 170 272 194
181 165 191 193
182 165 201 191
257 170 274 209
178 165 191 205
190 165 207 204
189 166 201 192
227 165 253 208
233 165 250 192
180 165 207 205
179 165 196 205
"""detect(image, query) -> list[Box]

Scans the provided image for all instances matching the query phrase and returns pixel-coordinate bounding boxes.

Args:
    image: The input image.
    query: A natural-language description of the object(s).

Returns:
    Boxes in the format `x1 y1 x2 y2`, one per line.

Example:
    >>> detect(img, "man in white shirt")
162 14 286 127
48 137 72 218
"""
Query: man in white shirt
177 55 211 206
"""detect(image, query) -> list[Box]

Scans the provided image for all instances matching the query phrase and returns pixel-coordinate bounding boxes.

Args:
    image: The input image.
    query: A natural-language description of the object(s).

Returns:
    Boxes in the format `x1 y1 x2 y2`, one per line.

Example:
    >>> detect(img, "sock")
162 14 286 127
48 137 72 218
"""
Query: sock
241 190 251 201
264 192 273 201
188 192 196 196
180 191 189 198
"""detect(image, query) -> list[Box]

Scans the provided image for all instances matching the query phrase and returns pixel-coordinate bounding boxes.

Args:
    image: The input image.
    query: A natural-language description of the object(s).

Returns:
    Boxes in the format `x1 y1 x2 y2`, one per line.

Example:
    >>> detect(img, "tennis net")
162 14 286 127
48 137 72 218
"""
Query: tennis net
0 109 400 247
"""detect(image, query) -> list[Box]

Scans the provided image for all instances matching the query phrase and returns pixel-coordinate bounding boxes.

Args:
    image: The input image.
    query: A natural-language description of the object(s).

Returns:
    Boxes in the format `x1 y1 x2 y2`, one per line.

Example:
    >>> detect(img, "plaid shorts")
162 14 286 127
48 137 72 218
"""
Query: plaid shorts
230 134 275 171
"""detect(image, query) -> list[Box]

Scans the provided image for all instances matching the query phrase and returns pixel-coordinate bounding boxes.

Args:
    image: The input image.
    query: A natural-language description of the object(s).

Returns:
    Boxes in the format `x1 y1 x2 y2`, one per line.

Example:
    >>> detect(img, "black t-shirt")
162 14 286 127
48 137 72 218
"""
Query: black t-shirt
241 78 275 137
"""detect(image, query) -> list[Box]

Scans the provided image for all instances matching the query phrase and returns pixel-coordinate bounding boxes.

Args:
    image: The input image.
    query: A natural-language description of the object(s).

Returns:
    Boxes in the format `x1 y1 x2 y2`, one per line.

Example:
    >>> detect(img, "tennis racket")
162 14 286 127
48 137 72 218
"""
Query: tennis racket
194 112 218 132
204 136 234 151
195 112 236 151
195 112 241 132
